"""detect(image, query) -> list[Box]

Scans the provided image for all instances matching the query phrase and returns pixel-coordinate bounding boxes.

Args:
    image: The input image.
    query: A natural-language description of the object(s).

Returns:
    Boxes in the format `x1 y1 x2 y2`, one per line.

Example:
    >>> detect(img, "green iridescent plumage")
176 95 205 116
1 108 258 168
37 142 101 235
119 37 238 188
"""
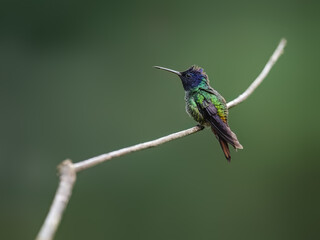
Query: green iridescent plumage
154 65 243 161
186 84 228 125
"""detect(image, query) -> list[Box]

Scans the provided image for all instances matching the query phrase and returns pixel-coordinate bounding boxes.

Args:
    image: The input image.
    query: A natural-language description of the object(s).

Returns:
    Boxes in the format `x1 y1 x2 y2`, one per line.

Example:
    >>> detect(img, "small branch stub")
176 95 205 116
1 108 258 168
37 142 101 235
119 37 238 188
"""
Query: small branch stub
36 160 76 240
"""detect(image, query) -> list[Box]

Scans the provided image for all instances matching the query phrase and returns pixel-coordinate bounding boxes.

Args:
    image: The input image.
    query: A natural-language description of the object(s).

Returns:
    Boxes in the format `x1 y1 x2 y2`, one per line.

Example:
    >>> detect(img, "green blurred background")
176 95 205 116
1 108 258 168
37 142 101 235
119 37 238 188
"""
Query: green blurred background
1 0 319 239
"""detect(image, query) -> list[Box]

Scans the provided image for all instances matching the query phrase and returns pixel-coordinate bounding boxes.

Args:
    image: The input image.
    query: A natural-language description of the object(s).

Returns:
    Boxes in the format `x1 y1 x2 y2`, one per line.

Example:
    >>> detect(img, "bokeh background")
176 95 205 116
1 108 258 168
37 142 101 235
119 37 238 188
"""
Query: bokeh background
1 0 319 239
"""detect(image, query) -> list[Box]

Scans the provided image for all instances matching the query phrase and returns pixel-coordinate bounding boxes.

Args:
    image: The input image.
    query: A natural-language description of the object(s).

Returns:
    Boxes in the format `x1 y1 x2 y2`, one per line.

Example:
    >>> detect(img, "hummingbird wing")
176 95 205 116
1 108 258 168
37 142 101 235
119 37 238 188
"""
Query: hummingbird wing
197 98 243 150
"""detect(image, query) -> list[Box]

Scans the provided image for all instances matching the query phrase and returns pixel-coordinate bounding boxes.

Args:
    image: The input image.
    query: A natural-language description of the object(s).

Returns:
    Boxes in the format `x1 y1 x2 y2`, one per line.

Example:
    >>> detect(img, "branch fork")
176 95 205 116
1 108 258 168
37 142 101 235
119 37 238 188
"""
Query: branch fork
36 38 287 240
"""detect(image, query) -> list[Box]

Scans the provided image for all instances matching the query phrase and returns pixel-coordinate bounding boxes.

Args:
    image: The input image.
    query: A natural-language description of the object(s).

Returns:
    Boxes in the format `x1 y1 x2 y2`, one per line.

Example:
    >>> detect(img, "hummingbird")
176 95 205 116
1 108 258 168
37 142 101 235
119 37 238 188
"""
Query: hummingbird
154 65 243 161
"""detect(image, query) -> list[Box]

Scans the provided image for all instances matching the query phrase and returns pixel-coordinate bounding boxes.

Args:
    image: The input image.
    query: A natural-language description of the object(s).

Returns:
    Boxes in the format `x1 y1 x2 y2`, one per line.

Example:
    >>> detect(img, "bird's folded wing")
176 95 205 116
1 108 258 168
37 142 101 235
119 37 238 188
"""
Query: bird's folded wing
197 100 237 147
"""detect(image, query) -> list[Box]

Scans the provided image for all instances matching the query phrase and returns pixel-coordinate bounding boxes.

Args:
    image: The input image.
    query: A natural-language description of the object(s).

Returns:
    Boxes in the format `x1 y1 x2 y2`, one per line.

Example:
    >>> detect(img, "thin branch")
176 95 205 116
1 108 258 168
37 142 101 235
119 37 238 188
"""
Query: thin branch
227 38 287 109
73 126 203 172
36 38 287 240
74 38 287 172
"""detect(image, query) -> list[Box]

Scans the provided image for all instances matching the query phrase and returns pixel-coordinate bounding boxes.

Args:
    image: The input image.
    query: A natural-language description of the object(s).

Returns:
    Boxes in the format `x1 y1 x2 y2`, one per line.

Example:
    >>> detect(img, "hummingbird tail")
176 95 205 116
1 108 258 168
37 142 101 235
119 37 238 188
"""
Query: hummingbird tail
211 127 231 161
218 137 231 162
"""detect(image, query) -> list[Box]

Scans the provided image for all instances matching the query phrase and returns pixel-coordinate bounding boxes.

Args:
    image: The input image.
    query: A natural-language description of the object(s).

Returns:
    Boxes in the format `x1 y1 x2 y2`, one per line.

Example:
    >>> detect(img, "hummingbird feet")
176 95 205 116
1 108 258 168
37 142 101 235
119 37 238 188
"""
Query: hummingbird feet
196 124 205 130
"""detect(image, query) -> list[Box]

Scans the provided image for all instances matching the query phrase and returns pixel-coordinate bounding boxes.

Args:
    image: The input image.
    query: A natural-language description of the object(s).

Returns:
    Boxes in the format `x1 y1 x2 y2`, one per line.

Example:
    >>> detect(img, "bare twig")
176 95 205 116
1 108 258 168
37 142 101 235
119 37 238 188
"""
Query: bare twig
36 39 287 240
73 126 203 172
227 38 287 109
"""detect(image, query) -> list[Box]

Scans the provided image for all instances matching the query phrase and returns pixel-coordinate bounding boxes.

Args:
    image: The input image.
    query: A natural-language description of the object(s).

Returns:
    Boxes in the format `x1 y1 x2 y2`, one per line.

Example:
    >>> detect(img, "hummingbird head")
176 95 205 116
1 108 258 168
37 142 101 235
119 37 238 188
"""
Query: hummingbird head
154 65 209 91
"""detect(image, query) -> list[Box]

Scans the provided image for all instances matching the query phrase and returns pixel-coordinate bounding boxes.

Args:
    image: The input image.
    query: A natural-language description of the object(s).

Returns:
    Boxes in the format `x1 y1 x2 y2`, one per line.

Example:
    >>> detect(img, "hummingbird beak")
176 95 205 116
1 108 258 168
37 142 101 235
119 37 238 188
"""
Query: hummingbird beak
153 66 182 76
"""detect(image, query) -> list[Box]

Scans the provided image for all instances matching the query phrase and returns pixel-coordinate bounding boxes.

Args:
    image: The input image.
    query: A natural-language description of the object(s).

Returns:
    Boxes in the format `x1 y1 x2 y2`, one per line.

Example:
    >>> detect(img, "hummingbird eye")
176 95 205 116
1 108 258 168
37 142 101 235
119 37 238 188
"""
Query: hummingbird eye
186 73 192 78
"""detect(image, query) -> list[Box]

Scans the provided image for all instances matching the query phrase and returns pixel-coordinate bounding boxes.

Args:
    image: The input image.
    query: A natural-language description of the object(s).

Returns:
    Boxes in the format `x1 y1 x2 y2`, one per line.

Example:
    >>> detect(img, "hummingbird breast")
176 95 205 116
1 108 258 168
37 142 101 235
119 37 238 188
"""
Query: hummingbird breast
185 92 210 126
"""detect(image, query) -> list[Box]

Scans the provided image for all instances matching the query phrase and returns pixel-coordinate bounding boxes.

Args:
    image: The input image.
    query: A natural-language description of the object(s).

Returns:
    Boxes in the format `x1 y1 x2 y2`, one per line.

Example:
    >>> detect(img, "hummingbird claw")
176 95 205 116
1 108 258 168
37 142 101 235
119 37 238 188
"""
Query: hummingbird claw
196 124 205 130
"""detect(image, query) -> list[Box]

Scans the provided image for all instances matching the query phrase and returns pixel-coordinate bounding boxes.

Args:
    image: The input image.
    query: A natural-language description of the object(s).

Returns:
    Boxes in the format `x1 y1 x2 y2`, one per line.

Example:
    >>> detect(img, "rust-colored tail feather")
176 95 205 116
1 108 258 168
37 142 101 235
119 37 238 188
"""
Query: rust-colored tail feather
218 137 231 162
211 126 237 161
